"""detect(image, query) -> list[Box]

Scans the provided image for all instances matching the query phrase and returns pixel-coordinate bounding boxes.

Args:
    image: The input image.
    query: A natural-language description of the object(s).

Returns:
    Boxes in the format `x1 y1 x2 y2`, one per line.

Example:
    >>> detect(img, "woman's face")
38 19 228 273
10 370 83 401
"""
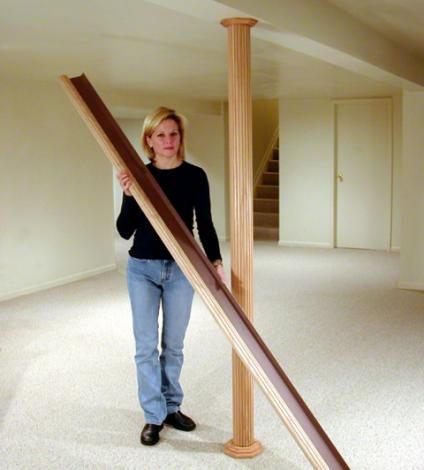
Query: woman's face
147 118 181 160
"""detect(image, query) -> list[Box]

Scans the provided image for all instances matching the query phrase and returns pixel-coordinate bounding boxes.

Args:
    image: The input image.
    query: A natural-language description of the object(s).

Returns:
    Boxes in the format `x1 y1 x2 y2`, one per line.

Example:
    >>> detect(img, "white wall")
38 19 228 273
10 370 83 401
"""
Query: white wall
278 96 402 250
279 99 334 247
399 92 424 291
0 81 226 302
391 94 402 250
2 79 409 299
0 80 115 301
185 111 227 240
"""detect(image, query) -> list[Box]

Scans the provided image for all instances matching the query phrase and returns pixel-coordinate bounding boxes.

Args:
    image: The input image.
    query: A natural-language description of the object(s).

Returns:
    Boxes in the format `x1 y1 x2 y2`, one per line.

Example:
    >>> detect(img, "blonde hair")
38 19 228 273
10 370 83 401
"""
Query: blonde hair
141 106 186 161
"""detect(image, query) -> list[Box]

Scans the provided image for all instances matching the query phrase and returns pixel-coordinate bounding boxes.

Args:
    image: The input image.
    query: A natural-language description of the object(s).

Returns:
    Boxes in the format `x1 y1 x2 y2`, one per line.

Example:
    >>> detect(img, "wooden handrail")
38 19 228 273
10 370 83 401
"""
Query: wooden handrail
59 73 349 470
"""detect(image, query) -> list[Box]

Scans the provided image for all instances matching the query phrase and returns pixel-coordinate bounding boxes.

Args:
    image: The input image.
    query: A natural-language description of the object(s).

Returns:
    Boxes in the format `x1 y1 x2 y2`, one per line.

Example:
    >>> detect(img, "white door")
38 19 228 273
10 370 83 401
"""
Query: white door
335 99 392 250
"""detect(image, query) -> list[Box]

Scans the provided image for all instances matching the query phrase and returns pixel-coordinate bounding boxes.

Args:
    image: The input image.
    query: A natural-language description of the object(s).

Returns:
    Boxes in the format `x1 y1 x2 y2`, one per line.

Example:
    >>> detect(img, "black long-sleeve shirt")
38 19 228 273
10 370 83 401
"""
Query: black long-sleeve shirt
116 161 222 263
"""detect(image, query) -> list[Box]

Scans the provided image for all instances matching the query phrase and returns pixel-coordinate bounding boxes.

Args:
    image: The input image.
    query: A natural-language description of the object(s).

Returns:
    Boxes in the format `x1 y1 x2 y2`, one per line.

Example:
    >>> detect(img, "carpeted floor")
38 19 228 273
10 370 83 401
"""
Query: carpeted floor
1 241 423 469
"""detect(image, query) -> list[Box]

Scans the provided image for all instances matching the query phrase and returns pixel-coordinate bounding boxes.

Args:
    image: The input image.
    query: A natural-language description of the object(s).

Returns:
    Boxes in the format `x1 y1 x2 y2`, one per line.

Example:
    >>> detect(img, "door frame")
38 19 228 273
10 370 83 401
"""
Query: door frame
332 97 393 250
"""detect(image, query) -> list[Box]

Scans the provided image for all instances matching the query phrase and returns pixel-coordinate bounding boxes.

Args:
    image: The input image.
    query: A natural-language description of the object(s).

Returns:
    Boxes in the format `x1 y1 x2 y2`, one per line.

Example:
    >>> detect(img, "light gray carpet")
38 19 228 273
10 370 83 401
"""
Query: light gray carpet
1 241 424 469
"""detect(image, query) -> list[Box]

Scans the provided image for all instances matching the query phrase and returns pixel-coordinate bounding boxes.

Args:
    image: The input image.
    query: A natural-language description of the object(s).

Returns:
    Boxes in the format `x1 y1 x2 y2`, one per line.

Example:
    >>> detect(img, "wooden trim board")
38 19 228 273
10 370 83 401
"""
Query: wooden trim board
59 74 349 470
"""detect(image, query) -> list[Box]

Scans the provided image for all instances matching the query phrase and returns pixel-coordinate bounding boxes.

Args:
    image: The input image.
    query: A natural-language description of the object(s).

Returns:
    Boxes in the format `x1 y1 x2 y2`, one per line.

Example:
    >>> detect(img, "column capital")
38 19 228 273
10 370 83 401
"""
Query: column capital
220 17 257 28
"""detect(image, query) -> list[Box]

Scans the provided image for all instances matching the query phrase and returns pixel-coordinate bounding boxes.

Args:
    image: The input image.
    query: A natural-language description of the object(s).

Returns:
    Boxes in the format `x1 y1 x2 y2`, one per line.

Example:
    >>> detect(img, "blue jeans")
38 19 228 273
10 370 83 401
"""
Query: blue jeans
127 256 194 425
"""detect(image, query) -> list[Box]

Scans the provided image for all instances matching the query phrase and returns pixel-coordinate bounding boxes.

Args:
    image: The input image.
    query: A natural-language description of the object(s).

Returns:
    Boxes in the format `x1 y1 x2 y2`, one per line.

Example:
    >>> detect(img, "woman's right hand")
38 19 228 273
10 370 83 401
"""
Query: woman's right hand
117 170 133 196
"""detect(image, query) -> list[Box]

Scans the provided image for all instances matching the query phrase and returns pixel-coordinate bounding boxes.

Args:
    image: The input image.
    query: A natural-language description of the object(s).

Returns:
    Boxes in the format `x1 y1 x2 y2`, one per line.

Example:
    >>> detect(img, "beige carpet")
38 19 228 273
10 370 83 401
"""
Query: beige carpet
1 241 423 469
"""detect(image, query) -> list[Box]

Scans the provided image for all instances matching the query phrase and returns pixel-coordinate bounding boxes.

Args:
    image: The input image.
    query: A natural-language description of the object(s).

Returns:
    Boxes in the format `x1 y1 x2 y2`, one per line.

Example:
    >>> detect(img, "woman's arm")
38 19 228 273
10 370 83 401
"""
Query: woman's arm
194 169 225 282
116 171 138 240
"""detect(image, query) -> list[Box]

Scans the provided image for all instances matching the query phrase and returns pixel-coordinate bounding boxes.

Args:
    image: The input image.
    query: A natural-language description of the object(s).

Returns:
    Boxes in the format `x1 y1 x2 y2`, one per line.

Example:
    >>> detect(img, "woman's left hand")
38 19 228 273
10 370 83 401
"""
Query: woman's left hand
215 264 226 284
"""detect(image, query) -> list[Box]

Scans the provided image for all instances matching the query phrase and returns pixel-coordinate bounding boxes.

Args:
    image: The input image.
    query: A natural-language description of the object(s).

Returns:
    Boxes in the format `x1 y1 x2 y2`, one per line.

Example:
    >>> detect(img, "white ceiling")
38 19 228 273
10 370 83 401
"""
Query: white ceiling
327 0 424 60
1 0 423 104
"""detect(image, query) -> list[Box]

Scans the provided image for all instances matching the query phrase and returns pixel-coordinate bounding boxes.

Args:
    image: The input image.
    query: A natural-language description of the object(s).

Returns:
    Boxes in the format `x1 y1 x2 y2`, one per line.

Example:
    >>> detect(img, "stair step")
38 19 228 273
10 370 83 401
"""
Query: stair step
262 172 279 185
256 185 278 199
254 140 279 241
267 160 279 172
254 198 279 212
254 212 278 227
254 226 279 241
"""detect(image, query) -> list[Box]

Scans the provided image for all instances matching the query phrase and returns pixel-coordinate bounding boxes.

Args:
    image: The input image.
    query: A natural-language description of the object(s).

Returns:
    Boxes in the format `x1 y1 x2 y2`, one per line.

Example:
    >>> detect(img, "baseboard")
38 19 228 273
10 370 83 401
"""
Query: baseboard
0 264 117 302
391 246 400 252
278 241 333 248
397 281 424 292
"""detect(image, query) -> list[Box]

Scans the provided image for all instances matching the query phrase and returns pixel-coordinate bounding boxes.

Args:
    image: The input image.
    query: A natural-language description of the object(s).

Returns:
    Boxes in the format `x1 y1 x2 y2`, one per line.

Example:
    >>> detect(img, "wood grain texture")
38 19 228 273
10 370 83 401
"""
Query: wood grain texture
221 17 260 457
59 73 349 470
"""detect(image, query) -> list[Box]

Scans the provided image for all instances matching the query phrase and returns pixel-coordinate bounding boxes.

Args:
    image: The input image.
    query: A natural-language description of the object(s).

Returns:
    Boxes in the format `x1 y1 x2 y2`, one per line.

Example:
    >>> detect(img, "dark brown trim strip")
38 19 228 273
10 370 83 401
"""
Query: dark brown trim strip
61 73 349 469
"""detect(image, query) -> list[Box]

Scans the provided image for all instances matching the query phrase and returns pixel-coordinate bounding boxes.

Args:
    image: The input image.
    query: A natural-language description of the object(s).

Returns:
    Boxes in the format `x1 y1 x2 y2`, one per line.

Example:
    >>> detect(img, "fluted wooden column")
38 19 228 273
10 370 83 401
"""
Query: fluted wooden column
221 17 262 458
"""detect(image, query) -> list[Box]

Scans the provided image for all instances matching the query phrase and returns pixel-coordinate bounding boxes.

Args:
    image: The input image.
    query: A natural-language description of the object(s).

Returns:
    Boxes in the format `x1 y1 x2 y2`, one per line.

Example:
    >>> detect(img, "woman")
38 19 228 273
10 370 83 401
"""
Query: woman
116 106 225 446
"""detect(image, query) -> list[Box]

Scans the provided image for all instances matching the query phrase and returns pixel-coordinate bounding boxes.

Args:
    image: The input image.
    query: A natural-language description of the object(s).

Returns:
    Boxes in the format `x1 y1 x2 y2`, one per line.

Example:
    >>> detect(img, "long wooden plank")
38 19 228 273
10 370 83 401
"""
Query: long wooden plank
59 73 349 470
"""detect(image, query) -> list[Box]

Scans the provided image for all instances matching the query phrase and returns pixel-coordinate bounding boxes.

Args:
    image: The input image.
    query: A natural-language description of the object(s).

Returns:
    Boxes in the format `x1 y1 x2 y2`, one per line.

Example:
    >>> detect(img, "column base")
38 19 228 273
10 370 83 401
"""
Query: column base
224 439 263 459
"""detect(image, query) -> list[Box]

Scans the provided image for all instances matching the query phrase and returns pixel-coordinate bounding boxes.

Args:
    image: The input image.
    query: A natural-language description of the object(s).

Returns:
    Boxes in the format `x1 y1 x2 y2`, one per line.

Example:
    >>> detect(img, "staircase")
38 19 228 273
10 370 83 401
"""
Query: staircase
254 146 279 240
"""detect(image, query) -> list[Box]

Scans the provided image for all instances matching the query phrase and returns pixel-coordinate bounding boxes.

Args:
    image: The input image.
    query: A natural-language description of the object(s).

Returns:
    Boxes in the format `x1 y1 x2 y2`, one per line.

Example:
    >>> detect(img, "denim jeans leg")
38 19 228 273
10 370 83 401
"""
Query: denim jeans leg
160 262 194 414
127 257 166 425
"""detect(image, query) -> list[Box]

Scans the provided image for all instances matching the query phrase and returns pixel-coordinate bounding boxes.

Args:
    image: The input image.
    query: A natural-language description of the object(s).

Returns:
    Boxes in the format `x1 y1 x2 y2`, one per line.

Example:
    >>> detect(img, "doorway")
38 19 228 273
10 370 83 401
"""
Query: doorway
334 99 392 250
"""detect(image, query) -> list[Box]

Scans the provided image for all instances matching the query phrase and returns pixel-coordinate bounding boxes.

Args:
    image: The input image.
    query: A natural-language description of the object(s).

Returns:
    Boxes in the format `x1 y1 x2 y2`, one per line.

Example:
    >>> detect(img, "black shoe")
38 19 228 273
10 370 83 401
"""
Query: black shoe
140 423 163 446
164 411 196 432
